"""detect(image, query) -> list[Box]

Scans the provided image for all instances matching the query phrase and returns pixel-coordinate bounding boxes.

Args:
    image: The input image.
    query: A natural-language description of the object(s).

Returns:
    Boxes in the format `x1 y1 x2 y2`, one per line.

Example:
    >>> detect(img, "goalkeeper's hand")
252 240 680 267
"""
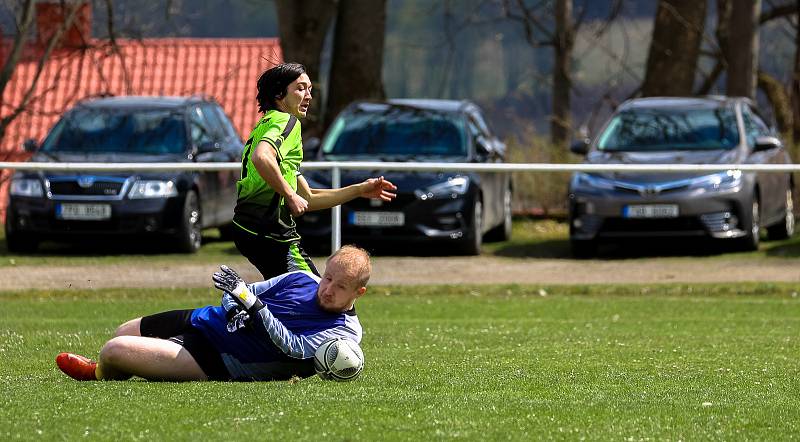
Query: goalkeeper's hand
212 265 264 312
225 309 252 333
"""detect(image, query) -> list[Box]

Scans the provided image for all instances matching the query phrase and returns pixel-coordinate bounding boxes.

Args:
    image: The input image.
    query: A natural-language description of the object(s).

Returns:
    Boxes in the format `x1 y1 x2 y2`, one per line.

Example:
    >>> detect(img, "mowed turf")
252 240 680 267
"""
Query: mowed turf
1 284 799 440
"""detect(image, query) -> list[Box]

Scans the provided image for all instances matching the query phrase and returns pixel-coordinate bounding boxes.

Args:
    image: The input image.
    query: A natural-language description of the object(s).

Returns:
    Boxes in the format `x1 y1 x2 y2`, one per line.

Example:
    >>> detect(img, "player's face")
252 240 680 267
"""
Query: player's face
317 261 365 313
277 73 312 118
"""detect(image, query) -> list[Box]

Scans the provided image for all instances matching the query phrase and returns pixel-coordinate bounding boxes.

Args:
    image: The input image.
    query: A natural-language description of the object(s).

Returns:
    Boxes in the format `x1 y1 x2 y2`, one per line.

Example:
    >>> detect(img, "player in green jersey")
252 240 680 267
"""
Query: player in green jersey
233 63 396 279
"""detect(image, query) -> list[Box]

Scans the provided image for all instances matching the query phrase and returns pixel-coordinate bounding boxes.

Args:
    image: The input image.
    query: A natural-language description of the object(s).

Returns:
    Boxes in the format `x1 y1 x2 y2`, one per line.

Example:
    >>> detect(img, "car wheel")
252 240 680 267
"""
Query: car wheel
459 199 483 255
767 188 795 240
738 197 760 251
485 187 512 242
570 239 597 258
5 231 39 253
175 190 202 253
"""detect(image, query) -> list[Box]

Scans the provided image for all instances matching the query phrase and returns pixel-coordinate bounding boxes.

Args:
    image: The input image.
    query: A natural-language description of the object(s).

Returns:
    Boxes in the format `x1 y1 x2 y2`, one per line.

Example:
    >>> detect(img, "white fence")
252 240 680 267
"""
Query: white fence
3 161 800 250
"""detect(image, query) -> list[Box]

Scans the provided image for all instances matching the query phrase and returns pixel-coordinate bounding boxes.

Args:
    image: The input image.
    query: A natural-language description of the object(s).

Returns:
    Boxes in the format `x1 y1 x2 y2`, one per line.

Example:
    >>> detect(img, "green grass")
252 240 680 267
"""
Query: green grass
2 284 799 440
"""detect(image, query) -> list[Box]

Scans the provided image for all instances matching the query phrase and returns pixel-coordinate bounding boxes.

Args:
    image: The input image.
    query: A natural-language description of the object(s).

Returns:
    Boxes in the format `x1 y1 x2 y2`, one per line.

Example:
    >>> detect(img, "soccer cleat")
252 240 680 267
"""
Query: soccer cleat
56 352 98 381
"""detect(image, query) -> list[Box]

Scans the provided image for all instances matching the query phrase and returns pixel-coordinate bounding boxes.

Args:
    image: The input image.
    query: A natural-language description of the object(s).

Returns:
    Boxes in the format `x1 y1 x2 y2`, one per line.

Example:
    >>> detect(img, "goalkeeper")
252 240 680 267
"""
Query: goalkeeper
55 245 369 382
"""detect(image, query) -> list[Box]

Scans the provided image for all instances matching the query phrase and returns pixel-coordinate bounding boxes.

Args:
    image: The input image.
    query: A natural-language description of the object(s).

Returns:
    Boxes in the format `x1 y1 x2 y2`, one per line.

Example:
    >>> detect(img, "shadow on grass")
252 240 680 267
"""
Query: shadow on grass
763 237 800 257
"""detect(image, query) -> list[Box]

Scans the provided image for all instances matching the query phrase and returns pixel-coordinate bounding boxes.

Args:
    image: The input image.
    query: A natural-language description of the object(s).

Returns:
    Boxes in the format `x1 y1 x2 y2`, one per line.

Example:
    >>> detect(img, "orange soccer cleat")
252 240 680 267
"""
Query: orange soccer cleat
56 352 98 381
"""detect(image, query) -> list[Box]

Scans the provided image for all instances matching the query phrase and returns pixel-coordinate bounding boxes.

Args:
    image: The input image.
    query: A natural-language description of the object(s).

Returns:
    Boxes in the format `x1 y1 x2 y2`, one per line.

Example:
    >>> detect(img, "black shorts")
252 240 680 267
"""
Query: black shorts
139 309 230 381
232 226 319 280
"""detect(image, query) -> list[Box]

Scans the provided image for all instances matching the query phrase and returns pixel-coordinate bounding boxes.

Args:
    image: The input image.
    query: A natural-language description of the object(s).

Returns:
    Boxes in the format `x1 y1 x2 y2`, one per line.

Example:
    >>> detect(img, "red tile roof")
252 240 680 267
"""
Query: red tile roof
1 37 282 222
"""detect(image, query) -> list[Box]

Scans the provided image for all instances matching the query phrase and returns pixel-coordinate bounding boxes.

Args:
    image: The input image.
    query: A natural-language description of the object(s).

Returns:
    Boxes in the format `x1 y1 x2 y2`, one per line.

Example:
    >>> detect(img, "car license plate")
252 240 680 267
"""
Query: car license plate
350 211 404 226
56 203 112 220
623 204 679 218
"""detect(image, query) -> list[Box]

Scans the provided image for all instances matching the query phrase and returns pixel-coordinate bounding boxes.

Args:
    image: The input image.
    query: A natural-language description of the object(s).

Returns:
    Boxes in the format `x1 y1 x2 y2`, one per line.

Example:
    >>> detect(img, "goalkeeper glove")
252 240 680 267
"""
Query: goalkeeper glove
225 309 252 333
212 265 265 313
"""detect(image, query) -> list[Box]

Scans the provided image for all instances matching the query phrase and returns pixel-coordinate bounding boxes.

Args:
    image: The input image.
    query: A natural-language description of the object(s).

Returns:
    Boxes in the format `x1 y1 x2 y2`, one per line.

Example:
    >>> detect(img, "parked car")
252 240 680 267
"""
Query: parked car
568 96 795 257
296 99 512 255
5 96 243 253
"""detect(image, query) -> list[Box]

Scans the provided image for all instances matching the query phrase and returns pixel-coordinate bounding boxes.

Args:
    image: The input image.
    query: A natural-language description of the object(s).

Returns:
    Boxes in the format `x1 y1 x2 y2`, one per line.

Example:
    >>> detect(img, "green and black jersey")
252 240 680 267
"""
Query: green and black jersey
233 110 303 242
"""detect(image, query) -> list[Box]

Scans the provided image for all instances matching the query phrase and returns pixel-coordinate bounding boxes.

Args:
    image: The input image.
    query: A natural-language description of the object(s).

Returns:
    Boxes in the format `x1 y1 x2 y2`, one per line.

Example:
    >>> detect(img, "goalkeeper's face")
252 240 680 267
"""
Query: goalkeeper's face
317 261 366 313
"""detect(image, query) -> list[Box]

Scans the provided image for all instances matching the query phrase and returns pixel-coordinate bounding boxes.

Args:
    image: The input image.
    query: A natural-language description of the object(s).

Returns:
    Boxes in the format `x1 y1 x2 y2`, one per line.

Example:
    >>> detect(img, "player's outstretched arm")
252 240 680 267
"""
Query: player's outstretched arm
298 175 397 211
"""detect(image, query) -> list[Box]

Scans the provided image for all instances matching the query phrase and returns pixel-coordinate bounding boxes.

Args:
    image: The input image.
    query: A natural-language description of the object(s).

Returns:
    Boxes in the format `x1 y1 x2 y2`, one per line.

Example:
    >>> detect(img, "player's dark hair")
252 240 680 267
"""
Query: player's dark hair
256 62 306 113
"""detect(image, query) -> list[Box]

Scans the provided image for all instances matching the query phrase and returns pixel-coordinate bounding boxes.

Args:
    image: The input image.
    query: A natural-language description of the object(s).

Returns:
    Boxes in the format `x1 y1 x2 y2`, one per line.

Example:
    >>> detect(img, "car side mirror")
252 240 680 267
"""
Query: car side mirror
475 136 493 158
570 138 590 155
23 138 38 153
304 137 321 159
754 136 781 152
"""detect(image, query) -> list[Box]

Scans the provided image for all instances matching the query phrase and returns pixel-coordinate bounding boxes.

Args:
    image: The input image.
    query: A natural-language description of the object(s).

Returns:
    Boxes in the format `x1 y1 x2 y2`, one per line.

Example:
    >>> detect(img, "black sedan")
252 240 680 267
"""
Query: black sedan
5 96 243 253
297 99 512 255
568 96 795 257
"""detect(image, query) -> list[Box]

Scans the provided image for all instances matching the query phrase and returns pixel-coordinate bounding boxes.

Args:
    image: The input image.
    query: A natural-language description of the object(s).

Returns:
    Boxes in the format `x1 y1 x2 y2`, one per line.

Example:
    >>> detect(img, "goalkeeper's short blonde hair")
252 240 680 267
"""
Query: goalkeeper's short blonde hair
327 245 371 289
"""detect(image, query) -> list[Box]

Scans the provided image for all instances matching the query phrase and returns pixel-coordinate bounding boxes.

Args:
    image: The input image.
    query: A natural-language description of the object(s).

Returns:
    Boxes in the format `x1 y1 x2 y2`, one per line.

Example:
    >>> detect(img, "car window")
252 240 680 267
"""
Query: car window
596 107 740 151
41 108 187 154
321 107 468 159
742 106 770 146
189 106 215 146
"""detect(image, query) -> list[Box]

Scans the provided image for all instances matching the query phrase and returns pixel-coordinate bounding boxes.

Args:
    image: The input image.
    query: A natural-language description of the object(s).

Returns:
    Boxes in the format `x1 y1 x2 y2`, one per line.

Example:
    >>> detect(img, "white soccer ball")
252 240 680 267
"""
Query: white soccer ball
313 337 364 382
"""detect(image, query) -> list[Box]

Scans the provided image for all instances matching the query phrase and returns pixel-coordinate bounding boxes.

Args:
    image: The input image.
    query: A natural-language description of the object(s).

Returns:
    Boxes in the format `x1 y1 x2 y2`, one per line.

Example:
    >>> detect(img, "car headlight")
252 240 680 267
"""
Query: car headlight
687 170 742 190
572 172 616 190
416 176 469 200
10 178 44 197
128 180 178 199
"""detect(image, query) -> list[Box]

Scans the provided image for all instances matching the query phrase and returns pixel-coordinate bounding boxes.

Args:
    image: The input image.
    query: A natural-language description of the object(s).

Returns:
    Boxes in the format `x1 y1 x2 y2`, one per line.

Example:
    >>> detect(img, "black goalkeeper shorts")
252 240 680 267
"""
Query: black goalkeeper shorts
139 309 230 381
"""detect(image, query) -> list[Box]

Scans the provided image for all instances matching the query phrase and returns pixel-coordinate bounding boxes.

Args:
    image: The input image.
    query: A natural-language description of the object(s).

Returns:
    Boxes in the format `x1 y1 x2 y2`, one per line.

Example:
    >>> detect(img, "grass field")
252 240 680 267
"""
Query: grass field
2 284 799 440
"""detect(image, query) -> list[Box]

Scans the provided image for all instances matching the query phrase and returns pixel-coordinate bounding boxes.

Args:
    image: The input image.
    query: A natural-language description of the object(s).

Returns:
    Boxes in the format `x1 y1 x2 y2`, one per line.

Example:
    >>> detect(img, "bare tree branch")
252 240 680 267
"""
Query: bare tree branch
0 0 37 100
0 2 82 132
760 2 795 24
104 0 133 94
501 0 555 46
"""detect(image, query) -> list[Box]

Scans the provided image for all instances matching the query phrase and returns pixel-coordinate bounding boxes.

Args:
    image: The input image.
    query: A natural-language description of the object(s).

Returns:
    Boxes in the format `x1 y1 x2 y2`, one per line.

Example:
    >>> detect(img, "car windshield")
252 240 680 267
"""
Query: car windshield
596 107 740 151
321 106 468 159
41 108 187 154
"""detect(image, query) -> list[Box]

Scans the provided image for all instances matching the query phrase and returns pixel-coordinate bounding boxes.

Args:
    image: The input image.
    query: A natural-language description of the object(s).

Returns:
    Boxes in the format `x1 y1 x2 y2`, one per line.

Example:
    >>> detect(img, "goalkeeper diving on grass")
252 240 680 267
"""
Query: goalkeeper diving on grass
55 245 369 382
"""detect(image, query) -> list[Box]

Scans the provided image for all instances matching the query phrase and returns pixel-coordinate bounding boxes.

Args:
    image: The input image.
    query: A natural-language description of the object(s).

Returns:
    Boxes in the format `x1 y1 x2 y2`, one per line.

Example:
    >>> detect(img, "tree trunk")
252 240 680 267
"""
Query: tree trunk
726 0 761 98
551 0 574 149
275 0 337 138
792 0 800 142
696 0 731 95
325 0 386 129
758 71 792 138
641 0 707 97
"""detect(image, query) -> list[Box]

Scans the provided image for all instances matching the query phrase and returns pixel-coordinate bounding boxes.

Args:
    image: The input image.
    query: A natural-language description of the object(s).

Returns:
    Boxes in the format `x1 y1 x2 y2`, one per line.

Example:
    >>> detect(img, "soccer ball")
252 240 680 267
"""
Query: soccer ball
313 337 364 382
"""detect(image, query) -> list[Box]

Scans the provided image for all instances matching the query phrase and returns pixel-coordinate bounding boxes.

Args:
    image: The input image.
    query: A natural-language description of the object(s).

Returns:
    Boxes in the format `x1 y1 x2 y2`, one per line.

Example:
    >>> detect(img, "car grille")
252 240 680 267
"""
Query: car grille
49 179 125 197
600 217 706 235
613 183 690 196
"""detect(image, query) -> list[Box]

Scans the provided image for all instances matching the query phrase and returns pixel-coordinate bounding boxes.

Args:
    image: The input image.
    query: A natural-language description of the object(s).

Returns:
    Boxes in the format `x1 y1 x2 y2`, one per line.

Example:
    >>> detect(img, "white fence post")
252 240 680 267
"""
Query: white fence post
331 165 341 252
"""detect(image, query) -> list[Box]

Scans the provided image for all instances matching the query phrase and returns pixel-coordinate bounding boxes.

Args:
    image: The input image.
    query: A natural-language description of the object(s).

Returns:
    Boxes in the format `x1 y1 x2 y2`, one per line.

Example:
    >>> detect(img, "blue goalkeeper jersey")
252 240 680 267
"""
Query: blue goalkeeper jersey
190 271 362 381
